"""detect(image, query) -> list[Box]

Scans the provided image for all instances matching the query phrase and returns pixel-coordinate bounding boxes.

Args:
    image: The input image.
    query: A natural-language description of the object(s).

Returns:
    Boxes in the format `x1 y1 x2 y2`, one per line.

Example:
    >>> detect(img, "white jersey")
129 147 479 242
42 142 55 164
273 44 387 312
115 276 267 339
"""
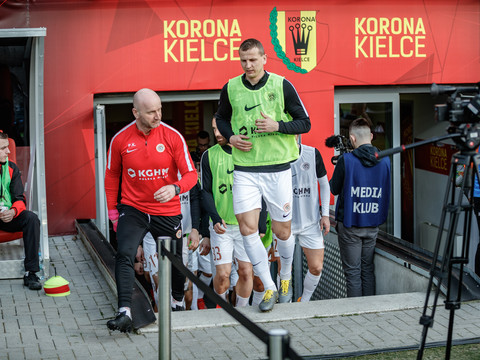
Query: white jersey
177 170 192 233
180 191 192 234
291 145 322 234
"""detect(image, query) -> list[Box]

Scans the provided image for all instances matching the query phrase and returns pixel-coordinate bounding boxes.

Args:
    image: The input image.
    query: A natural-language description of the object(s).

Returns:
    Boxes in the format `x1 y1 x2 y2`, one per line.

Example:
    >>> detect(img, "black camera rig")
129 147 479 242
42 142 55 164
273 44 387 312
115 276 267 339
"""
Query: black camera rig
325 134 353 165
432 83 480 124
372 82 480 360
433 83 480 151
375 83 480 160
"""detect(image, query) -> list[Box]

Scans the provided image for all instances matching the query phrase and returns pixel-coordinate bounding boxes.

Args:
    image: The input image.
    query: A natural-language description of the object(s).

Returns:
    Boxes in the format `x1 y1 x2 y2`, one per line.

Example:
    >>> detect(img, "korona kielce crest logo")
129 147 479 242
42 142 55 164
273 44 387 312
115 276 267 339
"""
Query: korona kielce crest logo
269 7 328 74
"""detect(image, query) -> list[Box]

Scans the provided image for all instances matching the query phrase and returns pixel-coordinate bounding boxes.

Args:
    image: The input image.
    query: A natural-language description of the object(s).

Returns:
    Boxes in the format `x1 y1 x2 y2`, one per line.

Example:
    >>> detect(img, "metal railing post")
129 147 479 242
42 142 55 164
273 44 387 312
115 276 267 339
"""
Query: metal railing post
268 329 289 360
158 236 171 360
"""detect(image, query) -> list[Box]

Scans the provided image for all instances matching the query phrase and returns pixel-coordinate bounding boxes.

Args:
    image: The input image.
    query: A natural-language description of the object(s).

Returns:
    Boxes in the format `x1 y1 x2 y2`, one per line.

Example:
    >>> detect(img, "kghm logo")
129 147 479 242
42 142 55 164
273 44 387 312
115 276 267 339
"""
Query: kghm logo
218 183 233 194
270 7 328 74
293 187 311 195
239 126 249 136
290 23 312 55
127 168 170 179
238 125 265 138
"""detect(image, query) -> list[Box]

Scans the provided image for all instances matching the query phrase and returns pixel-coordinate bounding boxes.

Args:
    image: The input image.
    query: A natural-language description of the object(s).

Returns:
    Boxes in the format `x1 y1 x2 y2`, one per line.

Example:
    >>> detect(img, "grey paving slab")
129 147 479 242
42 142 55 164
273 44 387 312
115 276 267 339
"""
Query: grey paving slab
1 235 480 360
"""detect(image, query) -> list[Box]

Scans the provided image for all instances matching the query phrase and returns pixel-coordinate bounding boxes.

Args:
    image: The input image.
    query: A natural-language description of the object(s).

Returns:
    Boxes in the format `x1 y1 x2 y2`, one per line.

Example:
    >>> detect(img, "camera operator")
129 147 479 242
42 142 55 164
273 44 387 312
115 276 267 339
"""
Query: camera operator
329 118 391 297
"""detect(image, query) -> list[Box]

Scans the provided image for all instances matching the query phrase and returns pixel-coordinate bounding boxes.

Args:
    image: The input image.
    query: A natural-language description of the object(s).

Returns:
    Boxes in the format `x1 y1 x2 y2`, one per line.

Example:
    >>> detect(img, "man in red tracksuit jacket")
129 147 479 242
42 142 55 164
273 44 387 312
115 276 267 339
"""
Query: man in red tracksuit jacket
0 132 41 290
104 88 197 333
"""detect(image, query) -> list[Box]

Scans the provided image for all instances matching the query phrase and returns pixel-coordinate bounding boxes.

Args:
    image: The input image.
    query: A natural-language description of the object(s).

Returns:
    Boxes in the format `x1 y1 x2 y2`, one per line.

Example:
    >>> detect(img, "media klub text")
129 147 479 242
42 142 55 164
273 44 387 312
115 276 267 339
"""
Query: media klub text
351 186 383 214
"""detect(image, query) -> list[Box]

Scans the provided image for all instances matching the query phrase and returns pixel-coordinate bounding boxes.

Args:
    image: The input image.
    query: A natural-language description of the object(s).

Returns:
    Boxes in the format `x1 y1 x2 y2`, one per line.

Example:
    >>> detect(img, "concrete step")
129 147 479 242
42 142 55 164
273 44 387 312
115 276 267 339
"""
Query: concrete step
139 291 436 333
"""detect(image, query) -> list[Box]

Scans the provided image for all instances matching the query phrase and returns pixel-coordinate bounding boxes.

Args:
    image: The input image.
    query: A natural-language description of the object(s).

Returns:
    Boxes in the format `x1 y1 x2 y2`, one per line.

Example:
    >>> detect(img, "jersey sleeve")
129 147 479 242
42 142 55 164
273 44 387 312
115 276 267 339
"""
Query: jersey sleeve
200 150 222 225
215 83 235 141
189 182 201 231
104 136 122 211
277 79 311 135
172 131 198 194
315 148 327 178
318 175 330 217
9 162 26 217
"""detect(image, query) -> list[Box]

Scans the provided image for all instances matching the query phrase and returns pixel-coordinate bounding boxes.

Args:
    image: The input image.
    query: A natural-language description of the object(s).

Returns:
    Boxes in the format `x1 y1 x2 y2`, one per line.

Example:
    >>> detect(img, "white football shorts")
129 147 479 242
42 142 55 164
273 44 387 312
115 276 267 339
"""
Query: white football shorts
232 169 293 222
210 223 250 266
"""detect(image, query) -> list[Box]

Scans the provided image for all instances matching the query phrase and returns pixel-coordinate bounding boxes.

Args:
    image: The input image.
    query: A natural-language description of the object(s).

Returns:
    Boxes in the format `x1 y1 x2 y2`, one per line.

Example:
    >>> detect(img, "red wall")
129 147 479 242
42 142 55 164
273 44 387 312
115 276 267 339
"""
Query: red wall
0 0 478 234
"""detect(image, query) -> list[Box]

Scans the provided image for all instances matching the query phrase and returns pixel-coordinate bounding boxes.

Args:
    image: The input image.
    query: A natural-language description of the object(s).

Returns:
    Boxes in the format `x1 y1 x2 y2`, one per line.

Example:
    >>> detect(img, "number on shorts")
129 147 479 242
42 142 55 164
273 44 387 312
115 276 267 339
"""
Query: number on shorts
149 253 158 268
212 246 222 261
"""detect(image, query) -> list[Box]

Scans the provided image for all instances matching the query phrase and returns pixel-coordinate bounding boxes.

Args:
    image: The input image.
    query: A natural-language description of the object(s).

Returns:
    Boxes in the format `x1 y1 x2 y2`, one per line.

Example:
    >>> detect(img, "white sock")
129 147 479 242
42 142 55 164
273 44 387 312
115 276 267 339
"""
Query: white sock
119 306 132 319
191 284 198 310
252 290 265 307
235 294 250 307
215 290 227 301
171 296 184 308
301 271 321 302
197 273 211 299
230 264 239 289
276 234 295 280
243 233 276 290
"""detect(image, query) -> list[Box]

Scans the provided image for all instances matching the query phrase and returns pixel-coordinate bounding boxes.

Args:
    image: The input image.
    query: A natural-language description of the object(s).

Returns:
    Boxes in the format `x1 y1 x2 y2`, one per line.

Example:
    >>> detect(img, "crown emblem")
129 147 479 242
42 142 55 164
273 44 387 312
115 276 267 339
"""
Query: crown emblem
270 7 323 74
289 23 312 55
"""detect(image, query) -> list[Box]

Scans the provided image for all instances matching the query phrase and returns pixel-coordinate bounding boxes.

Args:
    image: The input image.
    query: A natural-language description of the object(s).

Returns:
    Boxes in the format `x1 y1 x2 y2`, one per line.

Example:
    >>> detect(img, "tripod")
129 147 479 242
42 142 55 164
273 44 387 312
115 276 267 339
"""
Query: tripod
376 83 480 359
417 147 480 360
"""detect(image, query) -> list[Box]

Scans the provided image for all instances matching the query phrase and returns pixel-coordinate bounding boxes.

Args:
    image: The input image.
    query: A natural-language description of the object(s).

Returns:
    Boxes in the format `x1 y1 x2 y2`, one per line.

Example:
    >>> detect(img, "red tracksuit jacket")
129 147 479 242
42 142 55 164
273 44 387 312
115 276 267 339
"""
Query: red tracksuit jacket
105 121 197 216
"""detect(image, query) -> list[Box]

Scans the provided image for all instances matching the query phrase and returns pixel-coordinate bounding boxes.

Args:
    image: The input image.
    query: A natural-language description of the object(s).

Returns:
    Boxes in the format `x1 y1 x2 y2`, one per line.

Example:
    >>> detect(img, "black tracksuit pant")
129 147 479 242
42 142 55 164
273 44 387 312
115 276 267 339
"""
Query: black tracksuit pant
115 204 184 309
0 210 40 273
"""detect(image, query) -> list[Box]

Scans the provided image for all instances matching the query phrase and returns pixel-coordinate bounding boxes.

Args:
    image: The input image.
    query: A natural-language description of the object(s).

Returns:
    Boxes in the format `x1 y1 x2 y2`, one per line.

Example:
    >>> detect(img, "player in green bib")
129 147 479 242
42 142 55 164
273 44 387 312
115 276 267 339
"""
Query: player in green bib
215 38 311 311
201 117 254 308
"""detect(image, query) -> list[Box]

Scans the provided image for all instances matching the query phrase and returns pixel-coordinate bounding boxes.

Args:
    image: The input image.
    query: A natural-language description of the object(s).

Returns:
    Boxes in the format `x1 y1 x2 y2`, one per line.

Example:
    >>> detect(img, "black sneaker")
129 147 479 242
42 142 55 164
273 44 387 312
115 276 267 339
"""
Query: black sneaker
107 311 132 333
23 272 42 290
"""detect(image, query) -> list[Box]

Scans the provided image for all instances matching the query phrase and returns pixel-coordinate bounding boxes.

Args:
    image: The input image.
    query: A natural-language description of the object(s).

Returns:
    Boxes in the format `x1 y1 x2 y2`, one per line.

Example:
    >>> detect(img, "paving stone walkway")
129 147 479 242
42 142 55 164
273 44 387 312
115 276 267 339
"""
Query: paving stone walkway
1 235 479 360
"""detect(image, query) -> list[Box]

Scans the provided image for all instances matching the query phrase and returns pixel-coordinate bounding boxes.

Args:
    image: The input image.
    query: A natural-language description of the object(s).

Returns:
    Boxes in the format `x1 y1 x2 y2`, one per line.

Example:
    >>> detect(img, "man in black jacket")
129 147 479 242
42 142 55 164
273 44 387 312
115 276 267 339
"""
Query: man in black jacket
0 132 41 290
329 118 390 297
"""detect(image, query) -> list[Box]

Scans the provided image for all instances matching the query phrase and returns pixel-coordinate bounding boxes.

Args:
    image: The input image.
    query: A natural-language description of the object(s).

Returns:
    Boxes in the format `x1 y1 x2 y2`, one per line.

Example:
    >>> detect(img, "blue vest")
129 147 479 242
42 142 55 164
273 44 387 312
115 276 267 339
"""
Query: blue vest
474 148 480 198
340 153 391 228
474 175 480 198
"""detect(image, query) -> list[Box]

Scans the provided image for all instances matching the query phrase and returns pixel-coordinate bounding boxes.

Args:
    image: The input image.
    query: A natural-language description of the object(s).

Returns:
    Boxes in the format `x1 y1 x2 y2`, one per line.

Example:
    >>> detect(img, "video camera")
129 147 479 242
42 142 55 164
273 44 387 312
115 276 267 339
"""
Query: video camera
375 82 480 160
432 83 480 151
432 83 480 124
325 134 353 165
